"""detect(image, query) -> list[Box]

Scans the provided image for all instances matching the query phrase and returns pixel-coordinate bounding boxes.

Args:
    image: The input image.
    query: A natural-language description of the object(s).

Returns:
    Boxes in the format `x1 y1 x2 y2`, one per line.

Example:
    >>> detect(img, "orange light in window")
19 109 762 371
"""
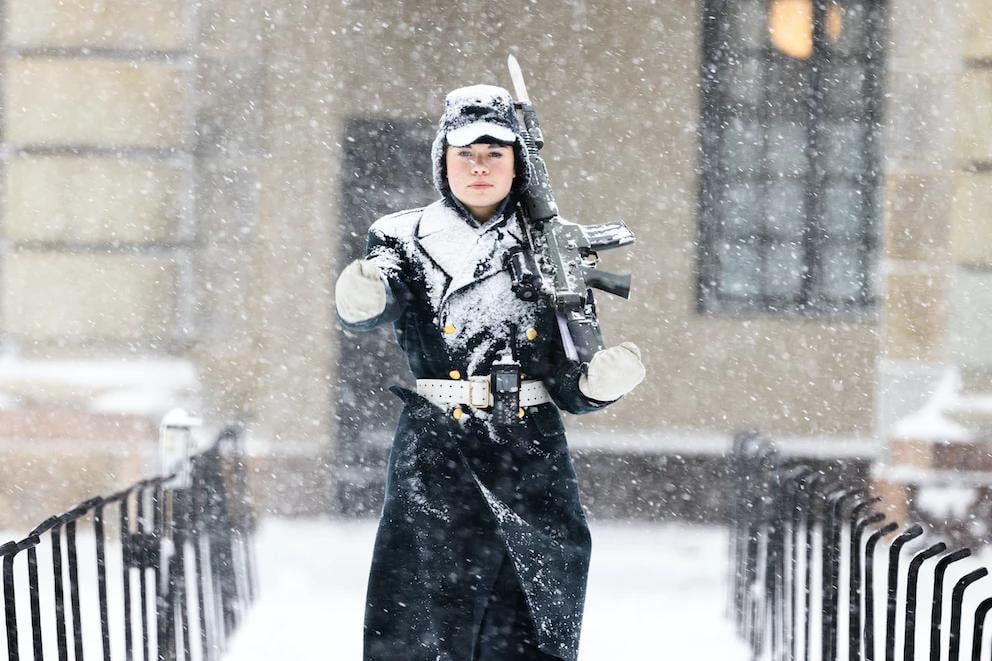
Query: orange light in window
769 0 843 60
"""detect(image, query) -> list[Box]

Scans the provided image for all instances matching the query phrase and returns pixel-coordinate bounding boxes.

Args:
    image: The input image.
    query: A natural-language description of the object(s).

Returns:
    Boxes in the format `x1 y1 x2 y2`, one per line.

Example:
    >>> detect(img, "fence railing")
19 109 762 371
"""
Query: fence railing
0 424 256 661
730 431 992 661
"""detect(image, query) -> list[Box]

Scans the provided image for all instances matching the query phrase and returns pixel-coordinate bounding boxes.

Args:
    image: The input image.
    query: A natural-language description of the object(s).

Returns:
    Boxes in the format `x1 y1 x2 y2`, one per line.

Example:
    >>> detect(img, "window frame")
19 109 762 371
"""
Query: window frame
696 0 887 317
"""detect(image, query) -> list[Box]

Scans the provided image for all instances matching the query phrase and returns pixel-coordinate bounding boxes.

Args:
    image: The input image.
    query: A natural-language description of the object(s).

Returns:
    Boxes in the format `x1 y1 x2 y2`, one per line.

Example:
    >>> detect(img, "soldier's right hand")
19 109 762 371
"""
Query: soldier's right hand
335 259 388 324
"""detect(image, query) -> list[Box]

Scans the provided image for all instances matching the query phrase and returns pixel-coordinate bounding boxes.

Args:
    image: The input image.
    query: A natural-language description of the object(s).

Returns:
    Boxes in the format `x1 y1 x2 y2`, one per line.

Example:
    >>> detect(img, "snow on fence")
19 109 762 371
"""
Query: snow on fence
0 425 256 661
730 431 992 661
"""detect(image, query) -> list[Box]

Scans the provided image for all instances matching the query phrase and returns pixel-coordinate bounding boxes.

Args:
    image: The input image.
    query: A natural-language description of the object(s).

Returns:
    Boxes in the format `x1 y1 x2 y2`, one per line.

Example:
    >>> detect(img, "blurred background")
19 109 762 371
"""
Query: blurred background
0 0 989 544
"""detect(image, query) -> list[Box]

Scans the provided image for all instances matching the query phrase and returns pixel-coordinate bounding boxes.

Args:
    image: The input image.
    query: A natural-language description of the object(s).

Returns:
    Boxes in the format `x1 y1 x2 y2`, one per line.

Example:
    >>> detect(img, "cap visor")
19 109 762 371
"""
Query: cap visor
446 122 517 147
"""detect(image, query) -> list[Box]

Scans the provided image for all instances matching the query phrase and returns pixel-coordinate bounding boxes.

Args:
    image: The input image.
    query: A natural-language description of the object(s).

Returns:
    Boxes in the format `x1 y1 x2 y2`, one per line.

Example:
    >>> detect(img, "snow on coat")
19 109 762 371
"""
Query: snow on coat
340 198 617 661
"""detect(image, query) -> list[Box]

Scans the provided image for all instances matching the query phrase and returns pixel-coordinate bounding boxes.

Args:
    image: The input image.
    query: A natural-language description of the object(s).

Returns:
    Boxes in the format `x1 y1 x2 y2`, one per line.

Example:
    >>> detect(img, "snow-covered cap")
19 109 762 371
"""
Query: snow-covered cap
437 84 520 146
431 84 532 195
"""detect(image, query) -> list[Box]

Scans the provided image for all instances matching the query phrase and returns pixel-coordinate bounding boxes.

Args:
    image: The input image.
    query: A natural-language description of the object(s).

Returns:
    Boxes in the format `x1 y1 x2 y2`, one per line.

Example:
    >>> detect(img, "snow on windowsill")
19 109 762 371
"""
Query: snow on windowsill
565 428 879 459
874 462 992 488
0 355 201 418
892 367 976 443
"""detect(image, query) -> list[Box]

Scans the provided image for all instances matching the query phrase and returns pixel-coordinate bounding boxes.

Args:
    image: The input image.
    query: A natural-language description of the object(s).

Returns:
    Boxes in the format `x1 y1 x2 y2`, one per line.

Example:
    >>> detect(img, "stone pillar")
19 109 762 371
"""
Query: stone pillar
874 0 992 539
189 0 267 424
950 0 992 405
875 0 959 445
180 2 346 514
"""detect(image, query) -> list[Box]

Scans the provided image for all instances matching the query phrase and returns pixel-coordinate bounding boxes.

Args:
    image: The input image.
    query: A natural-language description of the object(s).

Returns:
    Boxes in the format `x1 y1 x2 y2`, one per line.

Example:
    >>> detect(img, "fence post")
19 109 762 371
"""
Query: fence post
884 525 924 661
783 467 813 661
904 542 946 661
804 473 825 661
158 409 201 661
970 597 992 661
851 511 885 661
824 487 862 661
948 568 988 661
930 549 972 661
160 409 203 488
730 434 992 661
0 422 253 661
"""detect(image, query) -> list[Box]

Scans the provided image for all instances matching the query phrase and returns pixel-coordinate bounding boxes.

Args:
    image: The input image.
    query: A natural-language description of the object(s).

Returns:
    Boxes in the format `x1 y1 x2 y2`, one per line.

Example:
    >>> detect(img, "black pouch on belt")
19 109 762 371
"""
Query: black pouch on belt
490 349 522 427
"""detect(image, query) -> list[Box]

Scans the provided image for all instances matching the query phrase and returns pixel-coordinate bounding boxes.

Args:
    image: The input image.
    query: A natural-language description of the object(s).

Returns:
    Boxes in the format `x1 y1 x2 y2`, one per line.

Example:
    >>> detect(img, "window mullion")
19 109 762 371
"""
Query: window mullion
757 9 774 310
695 0 730 311
799 0 830 311
858 0 887 307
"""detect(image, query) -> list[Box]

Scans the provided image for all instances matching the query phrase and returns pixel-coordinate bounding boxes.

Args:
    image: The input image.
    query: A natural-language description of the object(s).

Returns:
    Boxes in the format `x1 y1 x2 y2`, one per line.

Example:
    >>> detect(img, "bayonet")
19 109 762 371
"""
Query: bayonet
507 54 530 105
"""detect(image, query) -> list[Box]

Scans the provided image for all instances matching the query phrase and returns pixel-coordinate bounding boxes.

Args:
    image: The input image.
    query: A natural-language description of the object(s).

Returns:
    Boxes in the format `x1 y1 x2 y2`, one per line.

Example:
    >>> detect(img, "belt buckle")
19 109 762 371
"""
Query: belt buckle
467 375 491 408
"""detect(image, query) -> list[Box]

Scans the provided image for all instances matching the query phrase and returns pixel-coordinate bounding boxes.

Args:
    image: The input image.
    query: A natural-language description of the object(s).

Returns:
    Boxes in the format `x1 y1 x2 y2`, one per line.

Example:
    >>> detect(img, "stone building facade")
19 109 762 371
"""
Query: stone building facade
872 0 992 539
0 0 988 526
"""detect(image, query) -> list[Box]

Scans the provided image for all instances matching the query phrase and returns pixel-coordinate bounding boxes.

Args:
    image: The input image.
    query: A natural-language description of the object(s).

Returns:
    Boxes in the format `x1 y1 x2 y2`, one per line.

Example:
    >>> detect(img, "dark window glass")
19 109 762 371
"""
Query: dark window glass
697 0 886 314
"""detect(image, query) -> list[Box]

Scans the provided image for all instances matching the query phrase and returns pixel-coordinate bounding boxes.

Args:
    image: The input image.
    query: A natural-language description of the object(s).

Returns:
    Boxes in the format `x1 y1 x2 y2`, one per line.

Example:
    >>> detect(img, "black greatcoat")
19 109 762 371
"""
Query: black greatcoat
340 198 616 661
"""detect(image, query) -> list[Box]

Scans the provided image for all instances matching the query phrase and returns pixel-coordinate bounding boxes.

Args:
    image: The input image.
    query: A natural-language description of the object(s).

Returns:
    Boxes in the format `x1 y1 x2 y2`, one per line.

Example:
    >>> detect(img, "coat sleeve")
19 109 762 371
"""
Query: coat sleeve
543 291 619 415
336 225 412 333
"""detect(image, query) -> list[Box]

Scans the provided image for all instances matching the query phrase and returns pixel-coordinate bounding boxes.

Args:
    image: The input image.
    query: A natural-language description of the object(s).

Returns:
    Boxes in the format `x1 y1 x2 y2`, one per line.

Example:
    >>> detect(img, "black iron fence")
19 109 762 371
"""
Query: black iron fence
0 426 256 661
731 431 992 661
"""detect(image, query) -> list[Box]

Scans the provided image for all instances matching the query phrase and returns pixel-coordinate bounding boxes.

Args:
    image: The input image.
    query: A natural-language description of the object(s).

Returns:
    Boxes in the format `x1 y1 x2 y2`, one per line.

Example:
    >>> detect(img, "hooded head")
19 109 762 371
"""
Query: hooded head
431 84 532 200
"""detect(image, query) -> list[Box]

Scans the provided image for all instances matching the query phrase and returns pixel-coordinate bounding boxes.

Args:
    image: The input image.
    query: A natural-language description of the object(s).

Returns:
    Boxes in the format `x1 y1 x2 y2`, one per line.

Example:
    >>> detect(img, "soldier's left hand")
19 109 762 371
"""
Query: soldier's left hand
578 341 646 402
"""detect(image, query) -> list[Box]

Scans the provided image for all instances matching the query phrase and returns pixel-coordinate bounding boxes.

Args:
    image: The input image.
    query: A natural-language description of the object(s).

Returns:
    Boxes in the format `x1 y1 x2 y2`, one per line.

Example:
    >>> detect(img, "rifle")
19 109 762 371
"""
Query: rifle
505 54 636 364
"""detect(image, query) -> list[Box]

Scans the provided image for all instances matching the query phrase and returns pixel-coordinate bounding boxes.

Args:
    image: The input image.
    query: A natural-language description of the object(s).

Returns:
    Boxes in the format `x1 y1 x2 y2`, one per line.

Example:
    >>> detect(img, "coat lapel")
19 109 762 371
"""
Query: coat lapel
415 201 525 309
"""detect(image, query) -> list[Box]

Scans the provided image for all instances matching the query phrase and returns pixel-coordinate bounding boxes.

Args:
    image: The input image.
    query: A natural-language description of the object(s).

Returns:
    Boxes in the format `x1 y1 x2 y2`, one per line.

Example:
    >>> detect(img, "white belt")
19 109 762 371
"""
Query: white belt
416 376 552 409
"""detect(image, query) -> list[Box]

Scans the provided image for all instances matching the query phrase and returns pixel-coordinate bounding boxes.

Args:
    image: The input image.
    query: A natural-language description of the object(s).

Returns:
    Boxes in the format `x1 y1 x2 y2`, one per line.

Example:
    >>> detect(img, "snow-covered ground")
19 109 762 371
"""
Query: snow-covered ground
225 518 748 660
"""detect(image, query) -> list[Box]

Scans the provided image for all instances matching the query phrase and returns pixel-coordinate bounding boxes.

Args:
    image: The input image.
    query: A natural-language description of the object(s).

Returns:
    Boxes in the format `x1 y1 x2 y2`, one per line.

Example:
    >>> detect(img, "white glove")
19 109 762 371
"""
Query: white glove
578 341 646 402
335 259 388 324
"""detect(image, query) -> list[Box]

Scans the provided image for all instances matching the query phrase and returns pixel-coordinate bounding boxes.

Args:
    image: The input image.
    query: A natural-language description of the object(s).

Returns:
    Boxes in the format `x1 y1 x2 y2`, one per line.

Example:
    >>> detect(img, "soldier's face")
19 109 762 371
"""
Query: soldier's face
445 143 515 222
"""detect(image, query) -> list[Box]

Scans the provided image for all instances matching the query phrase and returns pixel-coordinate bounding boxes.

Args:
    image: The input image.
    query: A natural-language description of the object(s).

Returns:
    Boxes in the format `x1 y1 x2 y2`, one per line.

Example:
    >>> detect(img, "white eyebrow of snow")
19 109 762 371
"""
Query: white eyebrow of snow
444 84 512 106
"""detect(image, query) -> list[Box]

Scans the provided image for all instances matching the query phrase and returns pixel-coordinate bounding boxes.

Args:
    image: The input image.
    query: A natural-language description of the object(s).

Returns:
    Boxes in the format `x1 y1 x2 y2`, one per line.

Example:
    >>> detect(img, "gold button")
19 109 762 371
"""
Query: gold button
453 407 463 420
526 328 538 341
518 407 525 418
443 323 456 334
449 370 461 380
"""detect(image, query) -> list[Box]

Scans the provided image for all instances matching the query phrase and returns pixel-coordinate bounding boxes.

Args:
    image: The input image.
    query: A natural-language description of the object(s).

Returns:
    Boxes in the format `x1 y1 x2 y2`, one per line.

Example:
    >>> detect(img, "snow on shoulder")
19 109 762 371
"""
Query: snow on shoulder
368 206 423 239
366 207 423 279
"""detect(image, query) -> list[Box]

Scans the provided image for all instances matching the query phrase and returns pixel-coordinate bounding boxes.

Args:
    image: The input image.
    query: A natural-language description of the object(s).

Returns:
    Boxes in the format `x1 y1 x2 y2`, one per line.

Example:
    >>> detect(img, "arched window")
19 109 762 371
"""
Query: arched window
697 0 886 314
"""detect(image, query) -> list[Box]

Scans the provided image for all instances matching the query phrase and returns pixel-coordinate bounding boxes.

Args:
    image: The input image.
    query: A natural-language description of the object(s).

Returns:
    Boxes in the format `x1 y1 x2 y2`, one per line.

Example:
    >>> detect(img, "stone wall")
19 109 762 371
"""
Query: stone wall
874 0 992 533
0 0 196 529
1 3 193 351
